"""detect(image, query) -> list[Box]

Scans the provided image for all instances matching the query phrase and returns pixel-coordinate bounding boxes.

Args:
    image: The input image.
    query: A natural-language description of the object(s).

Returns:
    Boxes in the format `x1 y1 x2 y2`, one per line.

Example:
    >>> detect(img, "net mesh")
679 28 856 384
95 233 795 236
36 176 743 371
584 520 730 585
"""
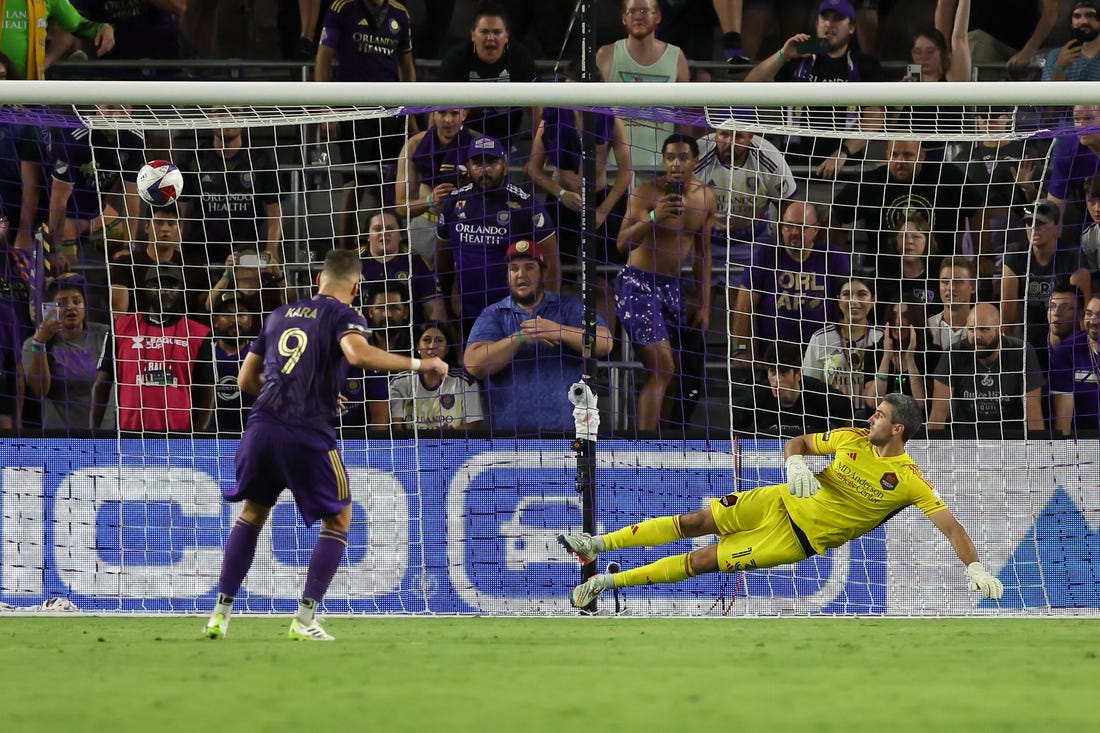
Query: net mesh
0 92 1097 616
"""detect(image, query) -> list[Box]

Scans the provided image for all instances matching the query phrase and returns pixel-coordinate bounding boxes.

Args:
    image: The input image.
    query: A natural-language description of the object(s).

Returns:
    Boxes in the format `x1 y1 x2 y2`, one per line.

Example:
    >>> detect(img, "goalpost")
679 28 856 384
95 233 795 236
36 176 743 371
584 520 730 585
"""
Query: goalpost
0 79 1097 617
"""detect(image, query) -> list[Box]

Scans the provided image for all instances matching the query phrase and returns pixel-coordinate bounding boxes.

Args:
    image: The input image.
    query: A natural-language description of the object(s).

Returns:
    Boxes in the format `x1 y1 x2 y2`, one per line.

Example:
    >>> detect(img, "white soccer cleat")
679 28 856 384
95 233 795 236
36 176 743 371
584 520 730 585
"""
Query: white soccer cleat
557 533 601 564
288 618 335 642
204 612 229 639
571 576 606 608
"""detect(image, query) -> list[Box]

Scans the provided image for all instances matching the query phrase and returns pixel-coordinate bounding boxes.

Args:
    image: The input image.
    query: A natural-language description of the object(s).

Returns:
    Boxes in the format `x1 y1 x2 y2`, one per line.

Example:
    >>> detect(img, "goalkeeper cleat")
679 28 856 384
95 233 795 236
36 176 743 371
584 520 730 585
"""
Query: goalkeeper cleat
288 618 335 642
204 613 229 639
557 532 601 564
571 576 607 608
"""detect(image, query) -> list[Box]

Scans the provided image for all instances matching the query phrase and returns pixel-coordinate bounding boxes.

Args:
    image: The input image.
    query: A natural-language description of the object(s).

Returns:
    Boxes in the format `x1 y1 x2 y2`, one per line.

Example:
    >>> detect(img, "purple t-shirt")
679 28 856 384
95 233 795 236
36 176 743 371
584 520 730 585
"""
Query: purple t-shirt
409 126 477 189
1047 330 1100 434
319 0 412 82
249 294 370 436
359 251 434 317
436 182 555 318
1048 135 1100 202
741 243 851 348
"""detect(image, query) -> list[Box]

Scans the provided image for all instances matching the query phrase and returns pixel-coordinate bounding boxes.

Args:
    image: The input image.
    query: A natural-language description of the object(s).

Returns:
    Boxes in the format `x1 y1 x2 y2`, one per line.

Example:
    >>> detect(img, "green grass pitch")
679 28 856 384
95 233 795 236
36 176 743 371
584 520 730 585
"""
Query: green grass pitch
1 617 1096 732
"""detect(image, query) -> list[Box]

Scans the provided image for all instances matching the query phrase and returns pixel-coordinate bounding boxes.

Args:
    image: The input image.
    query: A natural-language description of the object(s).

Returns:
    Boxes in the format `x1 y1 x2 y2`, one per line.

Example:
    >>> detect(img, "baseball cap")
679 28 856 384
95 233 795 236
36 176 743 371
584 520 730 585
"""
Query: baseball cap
212 291 246 313
145 263 186 286
467 135 508 161
1073 1 1100 13
818 0 856 20
505 239 542 261
1023 200 1061 226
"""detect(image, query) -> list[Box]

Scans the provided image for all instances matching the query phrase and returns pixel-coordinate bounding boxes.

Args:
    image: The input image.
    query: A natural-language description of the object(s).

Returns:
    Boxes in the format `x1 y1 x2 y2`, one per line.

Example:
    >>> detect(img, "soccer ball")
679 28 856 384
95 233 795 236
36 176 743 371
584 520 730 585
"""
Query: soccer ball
137 160 184 207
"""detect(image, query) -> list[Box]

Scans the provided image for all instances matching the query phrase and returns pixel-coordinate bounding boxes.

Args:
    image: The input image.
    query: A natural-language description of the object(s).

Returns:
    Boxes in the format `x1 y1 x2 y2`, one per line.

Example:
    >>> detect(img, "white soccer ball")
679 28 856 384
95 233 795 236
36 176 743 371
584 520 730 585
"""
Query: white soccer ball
137 159 184 207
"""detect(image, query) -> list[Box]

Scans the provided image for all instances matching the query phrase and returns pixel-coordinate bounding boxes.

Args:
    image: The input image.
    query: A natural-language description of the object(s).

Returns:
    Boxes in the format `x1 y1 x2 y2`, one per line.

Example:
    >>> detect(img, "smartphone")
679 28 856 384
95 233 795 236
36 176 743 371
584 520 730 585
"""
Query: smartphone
239 252 271 267
907 63 923 82
41 301 59 322
794 37 830 56
664 180 684 198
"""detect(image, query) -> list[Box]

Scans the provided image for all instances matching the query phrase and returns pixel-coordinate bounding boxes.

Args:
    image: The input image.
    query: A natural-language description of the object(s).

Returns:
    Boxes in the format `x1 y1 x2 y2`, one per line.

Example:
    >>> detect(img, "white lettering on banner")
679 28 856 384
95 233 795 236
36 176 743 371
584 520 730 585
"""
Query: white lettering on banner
1 467 45 597
446 450 738 614
50 466 408 601
55 467 225 599
247 467 408 599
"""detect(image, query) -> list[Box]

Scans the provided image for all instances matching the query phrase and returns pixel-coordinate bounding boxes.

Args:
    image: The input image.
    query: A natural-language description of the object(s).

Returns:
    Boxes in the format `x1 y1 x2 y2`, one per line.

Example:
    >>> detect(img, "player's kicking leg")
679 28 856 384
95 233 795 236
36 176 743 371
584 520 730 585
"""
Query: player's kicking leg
204 501 271 639
287 504 351 642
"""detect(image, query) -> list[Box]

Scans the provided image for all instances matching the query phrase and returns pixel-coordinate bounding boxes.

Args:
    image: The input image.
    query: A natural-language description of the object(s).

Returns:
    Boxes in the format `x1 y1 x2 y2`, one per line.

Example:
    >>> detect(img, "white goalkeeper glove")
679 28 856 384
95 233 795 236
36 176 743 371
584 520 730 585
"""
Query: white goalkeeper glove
965 562 1004 600
785 455 821 498
568 381 599 441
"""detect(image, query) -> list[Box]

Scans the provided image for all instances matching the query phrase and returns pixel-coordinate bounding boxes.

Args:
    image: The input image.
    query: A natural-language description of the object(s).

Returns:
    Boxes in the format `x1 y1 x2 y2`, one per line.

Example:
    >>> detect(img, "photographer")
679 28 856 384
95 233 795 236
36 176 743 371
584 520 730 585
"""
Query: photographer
1043 1 1100 81
205 245 291 328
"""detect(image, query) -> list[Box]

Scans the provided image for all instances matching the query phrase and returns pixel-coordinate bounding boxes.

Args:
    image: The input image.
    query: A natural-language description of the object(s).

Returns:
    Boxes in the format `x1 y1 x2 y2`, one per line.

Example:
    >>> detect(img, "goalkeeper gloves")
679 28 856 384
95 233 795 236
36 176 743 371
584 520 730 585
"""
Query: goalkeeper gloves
965 562 1004 600
785 455 821 498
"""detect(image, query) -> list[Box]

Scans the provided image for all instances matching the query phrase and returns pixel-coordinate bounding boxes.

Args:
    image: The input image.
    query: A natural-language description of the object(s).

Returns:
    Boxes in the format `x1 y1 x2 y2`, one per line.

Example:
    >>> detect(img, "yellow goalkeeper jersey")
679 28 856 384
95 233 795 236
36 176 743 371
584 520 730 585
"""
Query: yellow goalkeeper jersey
782 427 947 553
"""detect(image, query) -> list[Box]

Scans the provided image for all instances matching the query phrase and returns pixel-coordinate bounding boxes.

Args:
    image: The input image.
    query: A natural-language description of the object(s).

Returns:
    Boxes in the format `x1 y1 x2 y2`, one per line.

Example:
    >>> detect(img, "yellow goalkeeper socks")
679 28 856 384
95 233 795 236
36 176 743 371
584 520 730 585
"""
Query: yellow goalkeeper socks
613 553 694 588
602 515 683 551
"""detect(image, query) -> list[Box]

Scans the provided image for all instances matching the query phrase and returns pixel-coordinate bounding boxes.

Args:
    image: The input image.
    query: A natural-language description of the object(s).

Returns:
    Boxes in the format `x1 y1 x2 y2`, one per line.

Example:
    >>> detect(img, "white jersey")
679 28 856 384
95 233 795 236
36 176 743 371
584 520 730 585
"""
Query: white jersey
802 324 883 396
389 368 485 429
695 132 796 270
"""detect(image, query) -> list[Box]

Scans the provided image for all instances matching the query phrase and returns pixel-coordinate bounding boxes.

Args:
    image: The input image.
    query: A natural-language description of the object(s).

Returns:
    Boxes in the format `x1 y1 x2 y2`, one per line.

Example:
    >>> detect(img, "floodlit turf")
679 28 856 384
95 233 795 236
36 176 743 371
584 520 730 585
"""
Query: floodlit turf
1 616 1096 732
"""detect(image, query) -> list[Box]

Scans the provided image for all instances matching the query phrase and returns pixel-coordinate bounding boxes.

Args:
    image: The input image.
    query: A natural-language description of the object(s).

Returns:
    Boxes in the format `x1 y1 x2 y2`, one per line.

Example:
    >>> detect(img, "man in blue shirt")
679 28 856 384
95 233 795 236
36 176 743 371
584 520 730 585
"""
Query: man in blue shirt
464 239 611 435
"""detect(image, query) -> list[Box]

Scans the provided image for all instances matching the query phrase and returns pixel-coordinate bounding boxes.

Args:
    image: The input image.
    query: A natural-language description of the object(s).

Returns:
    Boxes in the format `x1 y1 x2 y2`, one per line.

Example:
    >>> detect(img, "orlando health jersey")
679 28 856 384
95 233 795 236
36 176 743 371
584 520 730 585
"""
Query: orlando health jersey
212 342 255 433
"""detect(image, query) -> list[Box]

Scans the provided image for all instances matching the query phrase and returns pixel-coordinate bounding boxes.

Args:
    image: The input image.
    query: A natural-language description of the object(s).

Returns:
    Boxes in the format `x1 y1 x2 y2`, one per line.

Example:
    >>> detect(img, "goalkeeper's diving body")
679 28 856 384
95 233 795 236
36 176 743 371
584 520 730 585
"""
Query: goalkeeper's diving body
203 249 447 641
559 393 1004 606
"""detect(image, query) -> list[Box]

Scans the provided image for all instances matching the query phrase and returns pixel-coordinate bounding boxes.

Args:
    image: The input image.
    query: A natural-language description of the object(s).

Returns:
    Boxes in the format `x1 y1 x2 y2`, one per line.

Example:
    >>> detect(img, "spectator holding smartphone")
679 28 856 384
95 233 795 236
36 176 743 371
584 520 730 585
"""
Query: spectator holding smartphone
1043 1 1100 81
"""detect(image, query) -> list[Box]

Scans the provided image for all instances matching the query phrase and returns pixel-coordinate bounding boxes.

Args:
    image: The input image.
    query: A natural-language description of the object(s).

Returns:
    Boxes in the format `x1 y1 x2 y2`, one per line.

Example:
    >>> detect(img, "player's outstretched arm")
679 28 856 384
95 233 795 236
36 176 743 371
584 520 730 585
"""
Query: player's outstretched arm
340 332 447 378
782 434 822 498
928 508 1004 599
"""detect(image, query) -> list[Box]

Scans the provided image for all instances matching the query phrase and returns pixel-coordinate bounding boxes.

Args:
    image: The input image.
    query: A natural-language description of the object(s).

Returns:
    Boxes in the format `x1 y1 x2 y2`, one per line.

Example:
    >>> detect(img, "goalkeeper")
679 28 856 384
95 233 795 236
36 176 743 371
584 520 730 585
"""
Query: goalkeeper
559 393 1004 606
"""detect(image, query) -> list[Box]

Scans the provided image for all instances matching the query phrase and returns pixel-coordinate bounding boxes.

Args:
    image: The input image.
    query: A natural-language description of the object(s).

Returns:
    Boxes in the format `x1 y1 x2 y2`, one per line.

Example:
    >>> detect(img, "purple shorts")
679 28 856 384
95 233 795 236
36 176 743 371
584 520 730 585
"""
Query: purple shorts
614 265 686 347
228 419 350 526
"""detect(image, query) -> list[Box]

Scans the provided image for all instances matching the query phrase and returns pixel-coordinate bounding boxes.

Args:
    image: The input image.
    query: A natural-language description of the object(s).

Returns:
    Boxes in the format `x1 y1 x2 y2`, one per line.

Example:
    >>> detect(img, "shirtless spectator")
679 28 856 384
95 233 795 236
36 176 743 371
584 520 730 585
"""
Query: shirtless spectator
614 133 717 432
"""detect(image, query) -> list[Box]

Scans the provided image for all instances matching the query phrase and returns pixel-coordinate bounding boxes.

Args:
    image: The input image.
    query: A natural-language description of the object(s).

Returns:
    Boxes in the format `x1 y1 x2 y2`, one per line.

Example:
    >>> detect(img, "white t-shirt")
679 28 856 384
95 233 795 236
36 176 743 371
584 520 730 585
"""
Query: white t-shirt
802 323 883 396
389 368 484 429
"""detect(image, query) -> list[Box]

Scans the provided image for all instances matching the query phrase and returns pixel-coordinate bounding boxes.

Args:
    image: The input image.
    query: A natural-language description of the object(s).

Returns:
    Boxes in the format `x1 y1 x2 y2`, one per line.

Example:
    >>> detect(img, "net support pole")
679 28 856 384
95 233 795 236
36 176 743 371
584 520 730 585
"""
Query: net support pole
571 0 600 610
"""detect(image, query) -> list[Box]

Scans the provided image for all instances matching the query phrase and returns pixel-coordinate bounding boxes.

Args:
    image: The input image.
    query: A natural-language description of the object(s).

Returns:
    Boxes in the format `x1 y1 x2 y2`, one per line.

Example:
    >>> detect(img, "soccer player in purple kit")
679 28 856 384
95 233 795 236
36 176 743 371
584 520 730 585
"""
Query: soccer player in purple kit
204 249 447 641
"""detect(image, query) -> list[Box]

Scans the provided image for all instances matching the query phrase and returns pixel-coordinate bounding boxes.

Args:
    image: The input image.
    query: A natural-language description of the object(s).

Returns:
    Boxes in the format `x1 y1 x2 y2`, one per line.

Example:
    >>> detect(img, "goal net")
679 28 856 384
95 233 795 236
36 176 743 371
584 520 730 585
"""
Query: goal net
0 80 1097 616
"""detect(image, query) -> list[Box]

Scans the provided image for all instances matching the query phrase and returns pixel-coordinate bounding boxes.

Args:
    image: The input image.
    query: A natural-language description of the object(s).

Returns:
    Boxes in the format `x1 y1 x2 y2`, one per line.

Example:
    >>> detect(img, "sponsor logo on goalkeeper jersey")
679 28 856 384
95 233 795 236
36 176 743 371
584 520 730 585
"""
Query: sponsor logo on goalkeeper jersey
879 472 898 491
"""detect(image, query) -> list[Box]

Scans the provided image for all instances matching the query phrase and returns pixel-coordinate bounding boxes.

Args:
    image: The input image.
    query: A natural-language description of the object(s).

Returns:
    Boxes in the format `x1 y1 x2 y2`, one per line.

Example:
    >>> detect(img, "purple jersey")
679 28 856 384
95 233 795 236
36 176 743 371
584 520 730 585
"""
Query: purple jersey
1048 136 1100 202
249 294 370 436
409 126 476 189
358 251 434 318
1048 330 1100 434
436 182 555 317
213 342 255 434
50 126 143 221
319 0 412 82
540 107 615 174
741 244 851 347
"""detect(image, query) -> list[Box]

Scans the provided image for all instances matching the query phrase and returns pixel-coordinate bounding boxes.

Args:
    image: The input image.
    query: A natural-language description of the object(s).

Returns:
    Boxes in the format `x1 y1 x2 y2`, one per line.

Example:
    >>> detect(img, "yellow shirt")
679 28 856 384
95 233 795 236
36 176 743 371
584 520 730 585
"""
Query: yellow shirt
783 427 947 553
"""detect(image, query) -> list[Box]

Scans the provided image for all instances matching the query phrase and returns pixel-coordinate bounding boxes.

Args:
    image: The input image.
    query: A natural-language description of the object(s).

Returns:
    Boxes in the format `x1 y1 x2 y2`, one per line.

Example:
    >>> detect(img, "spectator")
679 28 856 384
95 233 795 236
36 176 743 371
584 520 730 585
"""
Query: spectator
935 0 1057 77
1 1 113 79
205 246 291 325
830 140 982 275
70 0 184 78
596 0 689 168
526 61 633 274
744 0 884 179
178 110 283 269
615 133 716 432
1047 104 1100 213
0 113 49 254
464 239 613 435
0 215 35 343
1000 201 1090 363
0 298 21 428
1046 284 1085 361
315 0 415 240
357 209 441 325
733 200 851 362
341 282 414 430
389 322 484 432
48 105 144 263
694 126 796 335
801 276 882 420
1078 175 1100 273
1049 293 1100 435
927 255 977 351
435 135 560 339
209 291 256 435
436 3 540 148
928 302 1045 437
1043 1 1100 81
713 0 748 62
907 2 971 82
871 301 930 411
21 274 109 431
879 210 943 311
92 264 215 432
109 205 208 315
393 109 478 265
732 341 854 438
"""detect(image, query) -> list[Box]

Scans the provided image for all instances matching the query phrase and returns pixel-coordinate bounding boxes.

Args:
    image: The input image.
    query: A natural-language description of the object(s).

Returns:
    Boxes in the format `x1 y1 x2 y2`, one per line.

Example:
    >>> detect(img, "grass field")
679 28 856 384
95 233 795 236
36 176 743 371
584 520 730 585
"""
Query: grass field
1 616 1096 732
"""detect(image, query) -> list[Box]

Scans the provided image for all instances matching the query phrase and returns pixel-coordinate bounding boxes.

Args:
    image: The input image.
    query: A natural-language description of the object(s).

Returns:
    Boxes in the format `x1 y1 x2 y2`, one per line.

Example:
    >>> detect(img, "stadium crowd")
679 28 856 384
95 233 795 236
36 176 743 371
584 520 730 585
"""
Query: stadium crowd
1 0 1099 440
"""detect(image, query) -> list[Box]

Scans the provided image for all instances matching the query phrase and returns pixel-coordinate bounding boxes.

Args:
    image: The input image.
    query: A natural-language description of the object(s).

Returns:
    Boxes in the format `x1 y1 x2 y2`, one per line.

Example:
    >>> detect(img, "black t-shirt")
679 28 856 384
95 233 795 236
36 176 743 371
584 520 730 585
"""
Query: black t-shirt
932 337 1044 436
436 41 541 143
732 375 855 437
1002 247 1082 359
969 0 1040 51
